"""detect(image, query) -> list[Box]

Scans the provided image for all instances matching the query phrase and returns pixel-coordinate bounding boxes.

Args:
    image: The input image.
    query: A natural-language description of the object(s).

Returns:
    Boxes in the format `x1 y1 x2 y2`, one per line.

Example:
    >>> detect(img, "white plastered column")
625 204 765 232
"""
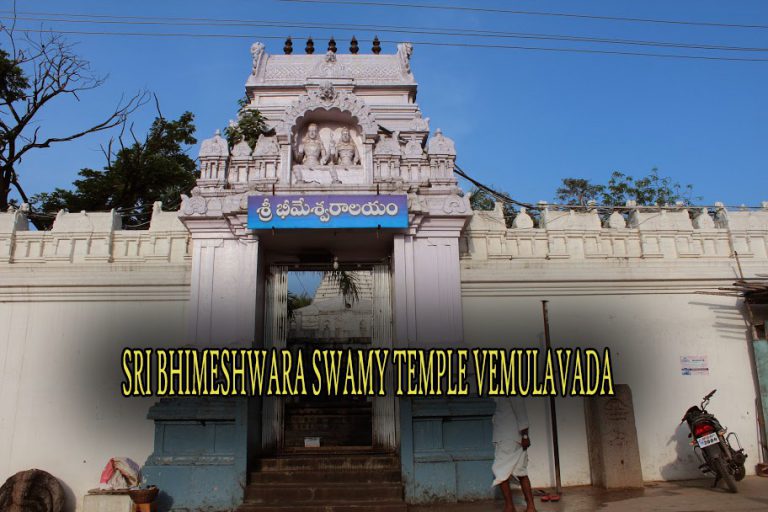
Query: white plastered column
393 216 468 346
187 232 261 345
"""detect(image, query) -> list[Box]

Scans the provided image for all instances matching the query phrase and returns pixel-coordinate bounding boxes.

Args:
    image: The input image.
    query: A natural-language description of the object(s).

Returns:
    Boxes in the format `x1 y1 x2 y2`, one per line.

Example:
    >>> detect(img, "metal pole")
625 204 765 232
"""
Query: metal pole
542 300 562 495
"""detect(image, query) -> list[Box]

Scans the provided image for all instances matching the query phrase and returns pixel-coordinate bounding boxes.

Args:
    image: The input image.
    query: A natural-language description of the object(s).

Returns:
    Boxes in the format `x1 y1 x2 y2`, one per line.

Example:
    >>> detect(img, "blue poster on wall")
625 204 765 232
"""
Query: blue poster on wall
247 194 409 229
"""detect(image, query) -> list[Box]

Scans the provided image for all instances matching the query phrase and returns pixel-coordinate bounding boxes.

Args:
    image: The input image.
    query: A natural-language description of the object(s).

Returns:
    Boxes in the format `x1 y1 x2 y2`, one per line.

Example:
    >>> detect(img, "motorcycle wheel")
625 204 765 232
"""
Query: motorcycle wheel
713 457 738 493
734 464 746 482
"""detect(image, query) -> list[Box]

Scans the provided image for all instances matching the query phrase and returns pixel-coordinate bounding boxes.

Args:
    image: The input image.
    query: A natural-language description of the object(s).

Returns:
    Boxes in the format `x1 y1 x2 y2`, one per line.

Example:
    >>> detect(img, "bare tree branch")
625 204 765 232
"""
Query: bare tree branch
0 24 149 211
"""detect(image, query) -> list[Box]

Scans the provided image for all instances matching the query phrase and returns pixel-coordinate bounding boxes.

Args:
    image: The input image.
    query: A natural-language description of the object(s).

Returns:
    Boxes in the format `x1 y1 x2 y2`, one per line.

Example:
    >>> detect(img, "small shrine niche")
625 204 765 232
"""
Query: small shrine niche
291 109 367 186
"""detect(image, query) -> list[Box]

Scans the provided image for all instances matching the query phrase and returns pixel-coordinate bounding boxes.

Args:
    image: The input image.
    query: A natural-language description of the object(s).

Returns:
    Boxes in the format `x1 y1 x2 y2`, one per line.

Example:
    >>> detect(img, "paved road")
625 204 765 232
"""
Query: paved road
409 477 768 511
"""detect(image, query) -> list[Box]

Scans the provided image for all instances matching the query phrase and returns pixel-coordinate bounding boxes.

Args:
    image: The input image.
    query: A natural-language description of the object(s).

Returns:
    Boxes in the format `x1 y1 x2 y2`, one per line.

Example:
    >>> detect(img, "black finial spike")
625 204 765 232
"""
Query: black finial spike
350 36 359 54
372 35 381 55
305 37 315 54
284 36 293 55
328 36 337 53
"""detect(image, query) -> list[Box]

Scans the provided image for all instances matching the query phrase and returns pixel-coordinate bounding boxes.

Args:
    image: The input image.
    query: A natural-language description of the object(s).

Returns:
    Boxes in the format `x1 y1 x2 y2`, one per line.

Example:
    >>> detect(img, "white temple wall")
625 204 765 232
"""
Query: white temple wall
0 207 192 511
462 276 758 485
460 205 768 486
0 291 188 511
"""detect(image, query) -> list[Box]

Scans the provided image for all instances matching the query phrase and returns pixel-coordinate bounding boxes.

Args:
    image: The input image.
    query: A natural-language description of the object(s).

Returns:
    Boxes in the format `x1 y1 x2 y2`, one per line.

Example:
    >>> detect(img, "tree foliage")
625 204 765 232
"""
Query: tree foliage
326 270 360 308
224 96 267 150
0 28 147 215
33 112 197 228
556 168 697 207
468 186 516 227
555 178 605 207
287 291 313 319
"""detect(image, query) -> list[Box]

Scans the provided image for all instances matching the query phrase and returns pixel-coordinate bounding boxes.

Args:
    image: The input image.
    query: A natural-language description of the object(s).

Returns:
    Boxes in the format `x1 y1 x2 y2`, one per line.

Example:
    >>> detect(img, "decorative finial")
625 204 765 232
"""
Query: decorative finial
305 37 315 54
350 36 359 54
328 37 337 53
284 36 293 54
372 35 381 54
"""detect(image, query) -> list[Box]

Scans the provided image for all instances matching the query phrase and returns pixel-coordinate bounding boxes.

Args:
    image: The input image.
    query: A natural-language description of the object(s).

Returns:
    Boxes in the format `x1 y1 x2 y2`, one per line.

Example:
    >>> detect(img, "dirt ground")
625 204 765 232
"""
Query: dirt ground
409 477 768 511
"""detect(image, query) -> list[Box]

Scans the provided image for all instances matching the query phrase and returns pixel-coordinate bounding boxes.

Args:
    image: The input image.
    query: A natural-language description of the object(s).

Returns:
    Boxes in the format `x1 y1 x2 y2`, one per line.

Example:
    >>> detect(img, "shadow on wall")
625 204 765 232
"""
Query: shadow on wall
60 478 76 512
689 299 749 344
155 490 174 512
659 422 705 481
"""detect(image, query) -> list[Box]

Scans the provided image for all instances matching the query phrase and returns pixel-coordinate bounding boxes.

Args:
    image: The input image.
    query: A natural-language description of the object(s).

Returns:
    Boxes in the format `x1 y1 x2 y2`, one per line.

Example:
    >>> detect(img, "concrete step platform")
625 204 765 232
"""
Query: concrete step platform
256 453 399 472
241 451 406 512
238 501 407 512
246 481 403 503
249 469 402 484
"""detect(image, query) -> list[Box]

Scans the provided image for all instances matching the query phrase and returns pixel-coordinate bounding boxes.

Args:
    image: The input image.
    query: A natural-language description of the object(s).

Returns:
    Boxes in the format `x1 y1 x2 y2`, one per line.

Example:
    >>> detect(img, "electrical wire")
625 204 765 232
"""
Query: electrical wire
454 165 766 212
279 0 768 30
2 11 768 53
8 28 768 63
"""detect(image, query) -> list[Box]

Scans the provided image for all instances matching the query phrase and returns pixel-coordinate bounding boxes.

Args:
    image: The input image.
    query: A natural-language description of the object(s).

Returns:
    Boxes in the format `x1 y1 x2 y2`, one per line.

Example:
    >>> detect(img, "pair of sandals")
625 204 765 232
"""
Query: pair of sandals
534 489 561 502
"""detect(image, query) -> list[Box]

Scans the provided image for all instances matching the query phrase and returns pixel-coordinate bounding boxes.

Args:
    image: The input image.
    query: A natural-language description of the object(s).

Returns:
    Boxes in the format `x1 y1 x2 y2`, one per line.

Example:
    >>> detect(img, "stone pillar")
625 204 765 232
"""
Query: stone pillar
584 384 644 488
393 213 469 345
393 193 471 502
143 222 262 510
187 234 261 345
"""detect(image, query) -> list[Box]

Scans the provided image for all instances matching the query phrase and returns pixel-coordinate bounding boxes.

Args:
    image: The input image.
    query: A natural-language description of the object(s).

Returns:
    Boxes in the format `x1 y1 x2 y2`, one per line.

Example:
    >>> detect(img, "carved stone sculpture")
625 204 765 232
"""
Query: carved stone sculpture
374 132 402 156
311 50 349 78
607 211 627 229
397 42 414 76
250 42 266 76
403 138 424 159
318 81 337 104
296 123 328 167
231 140 252 158
199 130 228 158
692 208 716 229
253 135 280 157
513 207 534 229
410 111 430 131
427 128 456 156
332 127 360 166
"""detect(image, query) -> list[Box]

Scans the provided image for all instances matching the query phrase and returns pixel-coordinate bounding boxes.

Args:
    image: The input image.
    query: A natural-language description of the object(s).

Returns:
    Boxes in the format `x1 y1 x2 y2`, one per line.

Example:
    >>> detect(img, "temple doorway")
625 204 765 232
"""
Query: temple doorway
261 263 395 453
286 268 373 449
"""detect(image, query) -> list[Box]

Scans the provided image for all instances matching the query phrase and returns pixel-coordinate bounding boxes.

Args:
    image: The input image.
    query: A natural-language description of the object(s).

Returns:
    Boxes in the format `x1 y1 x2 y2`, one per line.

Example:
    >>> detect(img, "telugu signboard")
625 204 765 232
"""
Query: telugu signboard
247 194 409 229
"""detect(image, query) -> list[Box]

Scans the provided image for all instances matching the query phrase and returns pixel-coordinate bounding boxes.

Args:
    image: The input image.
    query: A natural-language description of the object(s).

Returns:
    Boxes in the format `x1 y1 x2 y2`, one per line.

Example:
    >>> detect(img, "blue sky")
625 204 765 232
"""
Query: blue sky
4 0 767 207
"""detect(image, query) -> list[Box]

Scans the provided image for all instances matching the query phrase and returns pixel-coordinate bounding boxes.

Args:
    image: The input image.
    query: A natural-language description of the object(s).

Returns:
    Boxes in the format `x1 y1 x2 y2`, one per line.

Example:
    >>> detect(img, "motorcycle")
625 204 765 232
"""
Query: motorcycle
681 389 747 493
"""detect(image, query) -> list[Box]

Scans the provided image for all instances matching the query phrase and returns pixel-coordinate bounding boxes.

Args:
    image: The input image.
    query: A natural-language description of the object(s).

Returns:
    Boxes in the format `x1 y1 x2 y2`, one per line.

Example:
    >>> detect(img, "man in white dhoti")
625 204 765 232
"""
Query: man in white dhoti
492 396 536 512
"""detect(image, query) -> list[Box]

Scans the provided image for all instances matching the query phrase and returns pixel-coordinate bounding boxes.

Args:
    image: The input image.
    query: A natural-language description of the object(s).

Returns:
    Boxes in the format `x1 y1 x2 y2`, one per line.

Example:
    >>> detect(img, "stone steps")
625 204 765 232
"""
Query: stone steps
245 482 403 502
249 469 401 484
284 401 372 448
241 452 406 512
238 502 407 512
255 453 399 472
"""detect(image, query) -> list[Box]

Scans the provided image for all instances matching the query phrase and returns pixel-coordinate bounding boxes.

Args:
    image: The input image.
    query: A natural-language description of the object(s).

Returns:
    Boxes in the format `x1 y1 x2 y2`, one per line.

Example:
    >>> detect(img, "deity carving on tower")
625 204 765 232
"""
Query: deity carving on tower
397 42 414 76
250 42 266 76
295 123 328 167
331 127 360 167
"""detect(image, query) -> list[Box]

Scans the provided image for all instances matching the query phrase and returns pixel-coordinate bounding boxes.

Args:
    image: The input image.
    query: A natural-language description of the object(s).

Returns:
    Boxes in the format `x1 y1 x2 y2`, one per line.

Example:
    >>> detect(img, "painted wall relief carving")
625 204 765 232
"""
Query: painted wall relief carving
292 122 365 185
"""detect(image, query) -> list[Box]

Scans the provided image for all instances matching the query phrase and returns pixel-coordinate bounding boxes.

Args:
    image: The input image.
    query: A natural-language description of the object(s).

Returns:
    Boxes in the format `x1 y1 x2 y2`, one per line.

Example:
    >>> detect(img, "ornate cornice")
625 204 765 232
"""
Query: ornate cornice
276 85 378 137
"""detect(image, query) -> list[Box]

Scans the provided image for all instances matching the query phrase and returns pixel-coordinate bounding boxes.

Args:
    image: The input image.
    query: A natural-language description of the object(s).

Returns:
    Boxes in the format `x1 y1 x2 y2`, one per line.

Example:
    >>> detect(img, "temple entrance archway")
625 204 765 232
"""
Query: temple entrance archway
261 261 396 453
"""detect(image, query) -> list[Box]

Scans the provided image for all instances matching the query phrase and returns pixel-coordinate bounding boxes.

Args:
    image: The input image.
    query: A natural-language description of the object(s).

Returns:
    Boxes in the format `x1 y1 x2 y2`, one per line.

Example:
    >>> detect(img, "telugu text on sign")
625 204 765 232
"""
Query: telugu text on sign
247 194 408 229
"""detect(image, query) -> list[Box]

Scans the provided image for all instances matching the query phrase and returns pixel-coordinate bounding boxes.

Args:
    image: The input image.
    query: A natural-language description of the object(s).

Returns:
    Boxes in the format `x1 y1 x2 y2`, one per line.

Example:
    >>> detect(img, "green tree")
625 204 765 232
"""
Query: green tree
224 96 268 150
468 186 516 227
287 291 313 319
555 178 605 206
0 29 146 213
33 112 197 228
601 168 696 206
326 270 360 308
555 168 696 207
